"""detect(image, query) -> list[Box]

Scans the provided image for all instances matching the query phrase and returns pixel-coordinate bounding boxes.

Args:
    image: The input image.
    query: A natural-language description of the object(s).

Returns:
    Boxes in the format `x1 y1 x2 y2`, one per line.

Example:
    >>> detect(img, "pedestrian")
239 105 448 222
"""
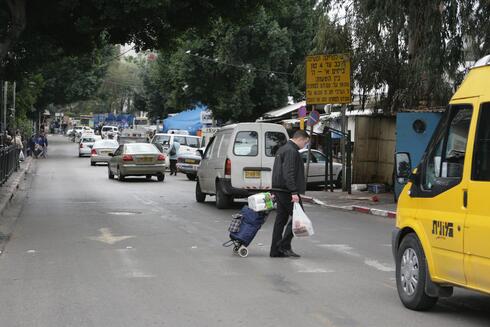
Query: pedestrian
169 132 180 176
14 130 24 161
41 133 48 158
270 130 310 258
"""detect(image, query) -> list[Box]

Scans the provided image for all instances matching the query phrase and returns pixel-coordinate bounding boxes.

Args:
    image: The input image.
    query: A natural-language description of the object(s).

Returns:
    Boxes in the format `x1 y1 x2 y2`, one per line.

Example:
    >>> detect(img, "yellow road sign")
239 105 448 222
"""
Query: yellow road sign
306 54 351 105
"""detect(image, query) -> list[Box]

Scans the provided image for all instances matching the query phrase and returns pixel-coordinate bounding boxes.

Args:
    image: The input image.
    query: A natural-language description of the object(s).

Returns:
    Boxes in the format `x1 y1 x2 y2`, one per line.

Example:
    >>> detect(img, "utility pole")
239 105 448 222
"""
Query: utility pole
12 81 16 131
341 104 347 191
2 81 7 133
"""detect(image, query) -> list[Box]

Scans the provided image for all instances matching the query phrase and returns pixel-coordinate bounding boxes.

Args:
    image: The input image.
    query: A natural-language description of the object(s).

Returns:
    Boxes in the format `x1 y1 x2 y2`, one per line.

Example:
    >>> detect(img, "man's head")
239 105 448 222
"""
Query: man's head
291 130 310 149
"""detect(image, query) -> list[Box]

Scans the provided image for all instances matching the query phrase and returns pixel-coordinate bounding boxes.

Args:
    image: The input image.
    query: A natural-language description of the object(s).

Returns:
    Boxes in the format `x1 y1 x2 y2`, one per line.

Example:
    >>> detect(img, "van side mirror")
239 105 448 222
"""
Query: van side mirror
395 152 412 183
108 153 114 157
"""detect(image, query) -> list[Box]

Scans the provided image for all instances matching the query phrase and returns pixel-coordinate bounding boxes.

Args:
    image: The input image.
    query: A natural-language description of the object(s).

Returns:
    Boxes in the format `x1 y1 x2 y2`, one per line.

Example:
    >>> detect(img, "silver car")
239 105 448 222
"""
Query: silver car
90 139 119 166
108 143 166 182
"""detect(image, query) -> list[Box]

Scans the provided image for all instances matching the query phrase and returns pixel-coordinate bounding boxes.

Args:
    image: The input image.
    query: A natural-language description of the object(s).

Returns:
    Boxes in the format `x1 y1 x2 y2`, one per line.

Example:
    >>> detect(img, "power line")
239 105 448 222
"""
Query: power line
185 51 294 77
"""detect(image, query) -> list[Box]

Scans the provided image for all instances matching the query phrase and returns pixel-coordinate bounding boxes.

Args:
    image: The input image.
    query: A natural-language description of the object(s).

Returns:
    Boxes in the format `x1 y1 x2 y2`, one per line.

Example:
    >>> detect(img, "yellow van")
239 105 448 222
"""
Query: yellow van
392 55 490 310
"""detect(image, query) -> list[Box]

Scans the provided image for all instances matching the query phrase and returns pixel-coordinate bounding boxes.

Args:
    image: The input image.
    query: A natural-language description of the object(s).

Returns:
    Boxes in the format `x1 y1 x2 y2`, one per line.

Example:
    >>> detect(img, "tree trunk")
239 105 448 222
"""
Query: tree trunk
0 0 27 64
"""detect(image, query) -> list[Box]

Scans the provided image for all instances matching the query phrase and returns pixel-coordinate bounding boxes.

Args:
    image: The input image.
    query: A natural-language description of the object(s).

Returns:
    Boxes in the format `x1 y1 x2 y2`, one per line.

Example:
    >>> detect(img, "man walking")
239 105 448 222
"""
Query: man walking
169 133 180 176
270 130 310 258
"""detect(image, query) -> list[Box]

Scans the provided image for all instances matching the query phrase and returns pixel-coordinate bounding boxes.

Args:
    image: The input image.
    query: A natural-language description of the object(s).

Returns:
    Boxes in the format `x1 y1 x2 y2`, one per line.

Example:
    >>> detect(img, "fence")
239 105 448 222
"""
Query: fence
0 145 19 186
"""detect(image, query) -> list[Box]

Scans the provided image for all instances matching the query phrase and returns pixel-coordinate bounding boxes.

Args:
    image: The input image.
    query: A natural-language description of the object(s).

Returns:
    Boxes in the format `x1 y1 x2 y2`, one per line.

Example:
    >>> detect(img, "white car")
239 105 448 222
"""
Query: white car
299 149 343 188
101 126 119 139
90 139 119 166
196 123 288 209
79 135 97 157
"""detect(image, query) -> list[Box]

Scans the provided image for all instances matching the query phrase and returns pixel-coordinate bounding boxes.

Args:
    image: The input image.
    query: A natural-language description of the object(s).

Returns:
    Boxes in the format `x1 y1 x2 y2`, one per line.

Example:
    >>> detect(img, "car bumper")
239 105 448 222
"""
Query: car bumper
79 149 91 156
120 163 166 176
91 155 111 163
177 163 199 174
219 178 256 198
392 228 401 260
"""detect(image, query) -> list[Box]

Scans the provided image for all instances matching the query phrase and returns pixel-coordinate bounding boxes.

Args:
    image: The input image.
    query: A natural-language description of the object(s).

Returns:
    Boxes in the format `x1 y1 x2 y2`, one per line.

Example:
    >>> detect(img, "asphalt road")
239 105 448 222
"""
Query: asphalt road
0 135 489 327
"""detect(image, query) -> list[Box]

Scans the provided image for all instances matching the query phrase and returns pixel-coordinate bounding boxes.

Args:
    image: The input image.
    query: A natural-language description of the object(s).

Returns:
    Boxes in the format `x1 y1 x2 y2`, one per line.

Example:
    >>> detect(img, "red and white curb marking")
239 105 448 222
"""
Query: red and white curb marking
301 195 397 219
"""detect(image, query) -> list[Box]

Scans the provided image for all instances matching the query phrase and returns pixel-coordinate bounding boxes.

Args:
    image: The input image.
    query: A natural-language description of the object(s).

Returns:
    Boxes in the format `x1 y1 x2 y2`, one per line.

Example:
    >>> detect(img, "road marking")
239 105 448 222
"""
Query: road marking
116 249 155 278
26 250 36 254
291 260 334 274
132 194 158 206
317 244 360 257
89 228 135 245
364 259 395 272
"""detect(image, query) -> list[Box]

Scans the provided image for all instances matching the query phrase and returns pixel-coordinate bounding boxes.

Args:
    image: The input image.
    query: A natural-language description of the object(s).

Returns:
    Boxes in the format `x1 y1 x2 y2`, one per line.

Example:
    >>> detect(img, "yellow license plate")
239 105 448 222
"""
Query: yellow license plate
140 157 153 162
185 159 196 164
244 170 261 178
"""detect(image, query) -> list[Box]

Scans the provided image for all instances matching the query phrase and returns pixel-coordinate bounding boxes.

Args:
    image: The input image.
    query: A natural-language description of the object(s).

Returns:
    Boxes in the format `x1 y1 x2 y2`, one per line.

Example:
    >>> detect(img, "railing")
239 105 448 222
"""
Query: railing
0 145 19 186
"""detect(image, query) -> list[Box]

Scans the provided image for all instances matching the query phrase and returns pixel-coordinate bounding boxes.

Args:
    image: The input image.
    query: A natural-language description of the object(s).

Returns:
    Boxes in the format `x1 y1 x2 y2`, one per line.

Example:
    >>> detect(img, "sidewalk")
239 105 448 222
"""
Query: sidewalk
302 188 397 219
0 157 33 216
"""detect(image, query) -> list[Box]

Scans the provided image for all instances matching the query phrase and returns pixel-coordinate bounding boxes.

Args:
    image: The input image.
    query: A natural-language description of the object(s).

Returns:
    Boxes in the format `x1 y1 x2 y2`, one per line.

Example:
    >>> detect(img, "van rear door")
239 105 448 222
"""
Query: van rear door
261 125 288 189
230 128 261 190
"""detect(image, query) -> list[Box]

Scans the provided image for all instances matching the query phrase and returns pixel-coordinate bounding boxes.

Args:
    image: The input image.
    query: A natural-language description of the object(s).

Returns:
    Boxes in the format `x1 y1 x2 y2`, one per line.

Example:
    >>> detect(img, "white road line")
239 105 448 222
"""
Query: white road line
291 260 334 273
317 244 361 257
89 228 135 245
364 259 395 272
116 249 155 278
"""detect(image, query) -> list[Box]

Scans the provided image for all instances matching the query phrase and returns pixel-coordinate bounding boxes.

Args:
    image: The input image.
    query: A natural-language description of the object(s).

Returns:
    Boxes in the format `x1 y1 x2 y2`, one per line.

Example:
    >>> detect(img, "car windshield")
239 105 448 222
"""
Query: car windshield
185 137 200 148
152 135 171 144
94 140 118 148
125 143 158 154
102 127 113 132
82 137 95 143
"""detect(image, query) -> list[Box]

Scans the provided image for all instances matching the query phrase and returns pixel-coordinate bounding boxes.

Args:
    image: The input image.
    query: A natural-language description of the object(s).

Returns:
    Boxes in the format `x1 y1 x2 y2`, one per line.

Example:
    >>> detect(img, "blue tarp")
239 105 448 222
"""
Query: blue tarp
162 105 207 135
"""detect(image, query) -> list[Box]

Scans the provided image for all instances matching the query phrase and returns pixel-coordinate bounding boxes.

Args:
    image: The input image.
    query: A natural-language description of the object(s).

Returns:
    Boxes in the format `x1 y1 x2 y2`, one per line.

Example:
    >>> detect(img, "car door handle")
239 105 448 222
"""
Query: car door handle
463 189 468 208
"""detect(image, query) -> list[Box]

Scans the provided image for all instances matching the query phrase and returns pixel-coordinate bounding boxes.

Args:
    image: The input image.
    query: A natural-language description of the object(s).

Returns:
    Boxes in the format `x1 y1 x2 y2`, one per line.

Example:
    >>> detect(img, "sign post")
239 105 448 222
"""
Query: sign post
305 109 321 184
306 53 352 193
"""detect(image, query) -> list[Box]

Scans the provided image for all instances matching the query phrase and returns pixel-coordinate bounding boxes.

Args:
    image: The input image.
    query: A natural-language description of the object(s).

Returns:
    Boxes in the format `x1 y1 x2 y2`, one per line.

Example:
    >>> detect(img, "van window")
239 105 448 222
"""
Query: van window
472 103 490 181
204 136 216 159
218 134 231 158
423 105 472 190
234 131 258 156
265 132 287 157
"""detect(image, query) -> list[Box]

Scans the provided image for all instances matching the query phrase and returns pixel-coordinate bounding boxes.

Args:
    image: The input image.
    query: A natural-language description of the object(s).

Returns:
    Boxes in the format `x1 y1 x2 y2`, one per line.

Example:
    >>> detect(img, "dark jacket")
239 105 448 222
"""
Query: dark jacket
272 140 306 195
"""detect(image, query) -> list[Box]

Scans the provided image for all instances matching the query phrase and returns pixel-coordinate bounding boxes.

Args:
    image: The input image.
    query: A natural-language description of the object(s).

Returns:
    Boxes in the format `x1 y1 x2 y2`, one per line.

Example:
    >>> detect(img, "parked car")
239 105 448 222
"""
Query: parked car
151 133 202 156
299 149 343 188
101 126 119 139
108 143 166 182
176 150 204 180
196 123 288 209
90 139 119 166
79 135 97 157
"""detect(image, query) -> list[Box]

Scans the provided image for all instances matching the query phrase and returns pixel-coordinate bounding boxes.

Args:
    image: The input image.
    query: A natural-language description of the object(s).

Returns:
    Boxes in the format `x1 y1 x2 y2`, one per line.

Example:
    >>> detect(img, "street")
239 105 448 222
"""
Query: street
0 135 489 327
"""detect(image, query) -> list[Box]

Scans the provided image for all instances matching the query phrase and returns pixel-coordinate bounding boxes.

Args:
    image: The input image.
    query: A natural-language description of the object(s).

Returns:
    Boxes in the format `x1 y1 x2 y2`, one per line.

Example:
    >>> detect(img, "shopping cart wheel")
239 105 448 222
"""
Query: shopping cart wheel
233 246 239 254
238 246 248 258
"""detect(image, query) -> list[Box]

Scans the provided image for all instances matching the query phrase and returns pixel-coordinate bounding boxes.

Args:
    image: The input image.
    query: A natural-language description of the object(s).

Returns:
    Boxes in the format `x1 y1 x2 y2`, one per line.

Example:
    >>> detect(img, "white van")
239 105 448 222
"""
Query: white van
195 123 288 209
101 126 119 139
151 133 202 156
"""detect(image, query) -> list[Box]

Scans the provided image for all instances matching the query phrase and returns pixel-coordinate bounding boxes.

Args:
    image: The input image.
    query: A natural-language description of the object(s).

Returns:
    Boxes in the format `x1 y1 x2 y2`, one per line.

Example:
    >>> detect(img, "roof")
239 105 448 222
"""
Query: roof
260 101 306 120
452 58 490 100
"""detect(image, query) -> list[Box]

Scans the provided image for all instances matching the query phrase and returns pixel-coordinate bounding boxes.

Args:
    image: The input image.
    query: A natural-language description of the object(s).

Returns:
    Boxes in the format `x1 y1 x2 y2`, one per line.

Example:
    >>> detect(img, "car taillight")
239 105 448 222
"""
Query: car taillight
157 154 165 161
225 158 231 176
122 154 133 161
91 149 97 156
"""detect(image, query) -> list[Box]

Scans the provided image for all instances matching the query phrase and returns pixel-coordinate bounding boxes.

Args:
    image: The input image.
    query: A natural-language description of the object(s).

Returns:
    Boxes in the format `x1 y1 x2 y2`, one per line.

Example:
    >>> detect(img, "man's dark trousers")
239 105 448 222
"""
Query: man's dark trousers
270 192 294 255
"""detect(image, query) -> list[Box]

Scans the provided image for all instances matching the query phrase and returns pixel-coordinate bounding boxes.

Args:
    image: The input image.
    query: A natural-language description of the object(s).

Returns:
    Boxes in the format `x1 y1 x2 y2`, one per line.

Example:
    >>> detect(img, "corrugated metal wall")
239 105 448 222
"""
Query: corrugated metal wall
353 116 396 185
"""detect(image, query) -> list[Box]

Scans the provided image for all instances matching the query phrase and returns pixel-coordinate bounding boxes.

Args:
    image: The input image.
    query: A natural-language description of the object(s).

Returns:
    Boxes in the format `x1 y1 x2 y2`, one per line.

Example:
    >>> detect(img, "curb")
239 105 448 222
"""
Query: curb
301 195 397 219
0 157 33 216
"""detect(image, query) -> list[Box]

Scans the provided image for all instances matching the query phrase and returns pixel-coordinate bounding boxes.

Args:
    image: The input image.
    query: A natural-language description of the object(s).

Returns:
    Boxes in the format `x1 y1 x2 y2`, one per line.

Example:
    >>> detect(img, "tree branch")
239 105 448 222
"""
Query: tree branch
0 0 27 64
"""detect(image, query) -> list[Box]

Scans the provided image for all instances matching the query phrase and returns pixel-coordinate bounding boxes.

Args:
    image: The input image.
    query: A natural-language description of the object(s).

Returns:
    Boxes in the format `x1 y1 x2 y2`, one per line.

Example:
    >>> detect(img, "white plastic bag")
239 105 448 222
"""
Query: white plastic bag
19 150 25 162
292 202 314 237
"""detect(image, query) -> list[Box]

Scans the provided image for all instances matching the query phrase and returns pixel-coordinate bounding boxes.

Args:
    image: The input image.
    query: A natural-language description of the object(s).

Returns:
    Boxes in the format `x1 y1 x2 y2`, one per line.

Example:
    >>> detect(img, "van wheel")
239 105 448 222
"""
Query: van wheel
215 181 232 209
196 181 206 203
396 233 438 311
186 174 196 181
108 167 114 180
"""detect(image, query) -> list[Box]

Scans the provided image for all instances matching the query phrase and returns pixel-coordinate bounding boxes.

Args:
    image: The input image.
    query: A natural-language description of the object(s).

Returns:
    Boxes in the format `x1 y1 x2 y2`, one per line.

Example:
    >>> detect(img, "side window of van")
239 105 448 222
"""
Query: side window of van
203 137 215 159
265 132 287 157
233 131 258 156
218 134 231 158
211 135 222 158
423 105 472 191
472 103 490 181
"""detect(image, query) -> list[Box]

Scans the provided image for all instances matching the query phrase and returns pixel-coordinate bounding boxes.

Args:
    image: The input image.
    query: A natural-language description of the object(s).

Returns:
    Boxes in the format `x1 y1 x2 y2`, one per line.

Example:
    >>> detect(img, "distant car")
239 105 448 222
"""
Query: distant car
101 126 119 139
90 139 119 166
176 150 203 180
108 143 166 182
299 149 343 188
79 135 97 157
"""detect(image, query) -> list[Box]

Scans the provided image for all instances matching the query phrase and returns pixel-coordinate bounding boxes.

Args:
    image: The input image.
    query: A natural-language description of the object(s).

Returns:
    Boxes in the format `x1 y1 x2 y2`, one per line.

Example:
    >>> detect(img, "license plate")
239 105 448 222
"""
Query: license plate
185 159 196 164
139 157 153 162
244 170 261 178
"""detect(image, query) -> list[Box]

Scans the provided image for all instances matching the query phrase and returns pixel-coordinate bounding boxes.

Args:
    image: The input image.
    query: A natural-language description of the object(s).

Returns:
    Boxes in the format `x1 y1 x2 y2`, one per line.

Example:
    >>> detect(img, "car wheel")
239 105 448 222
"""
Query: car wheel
215 181 232 209
108 167 114 180
118 168 125 181
146 175 152 180
157 173 165 182
196 181 206 203
91 161 96 166
396 233 438 311
186 174 196 181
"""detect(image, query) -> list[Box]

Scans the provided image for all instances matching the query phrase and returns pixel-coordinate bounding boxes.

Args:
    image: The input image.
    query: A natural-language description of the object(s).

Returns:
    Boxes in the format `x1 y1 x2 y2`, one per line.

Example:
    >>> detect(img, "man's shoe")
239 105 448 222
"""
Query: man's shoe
270 251 289 258
282 249 301 258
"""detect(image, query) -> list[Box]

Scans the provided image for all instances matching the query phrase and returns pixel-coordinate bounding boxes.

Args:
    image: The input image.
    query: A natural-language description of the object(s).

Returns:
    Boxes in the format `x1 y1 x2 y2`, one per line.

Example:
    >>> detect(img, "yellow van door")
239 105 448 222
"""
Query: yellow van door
465 101 490 292
410 104 473 285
